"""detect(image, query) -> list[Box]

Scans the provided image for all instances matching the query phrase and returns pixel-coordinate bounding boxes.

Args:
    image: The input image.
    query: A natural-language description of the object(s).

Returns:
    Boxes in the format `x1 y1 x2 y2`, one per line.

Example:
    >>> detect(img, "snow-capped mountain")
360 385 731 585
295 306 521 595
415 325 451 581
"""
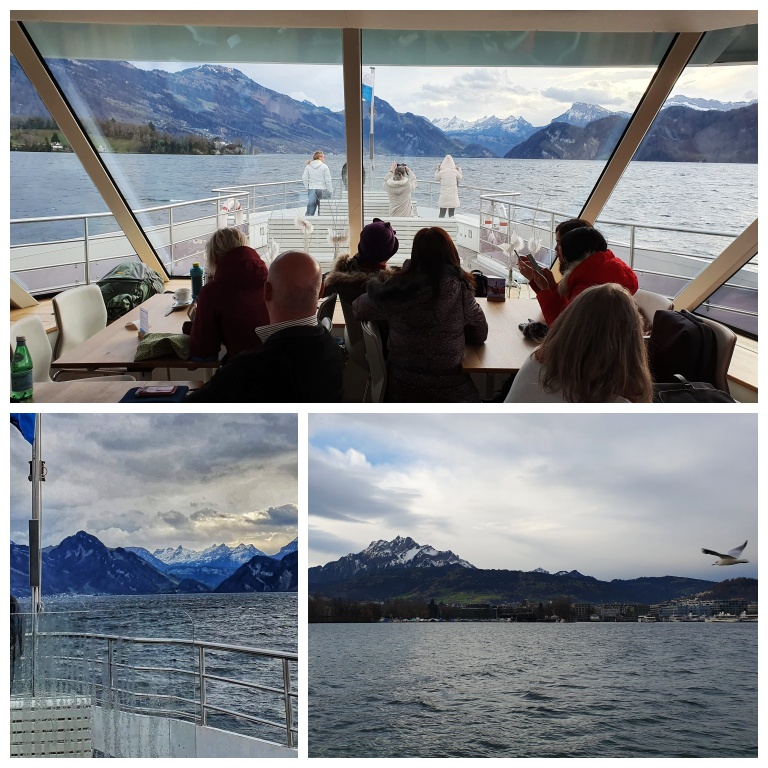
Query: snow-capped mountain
216 551 298 593
274 537 298 560
151 542 266 567
432 116 476 132
664 95 757 111
11 532 209 596
309 535 475 585
549 102 629 127
432 113 536 154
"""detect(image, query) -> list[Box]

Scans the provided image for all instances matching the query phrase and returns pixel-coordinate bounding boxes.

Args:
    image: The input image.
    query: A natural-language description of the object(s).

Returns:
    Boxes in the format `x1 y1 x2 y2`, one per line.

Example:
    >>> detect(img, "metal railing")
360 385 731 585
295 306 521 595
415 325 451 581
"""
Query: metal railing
10 180 756 313
32 630 298 748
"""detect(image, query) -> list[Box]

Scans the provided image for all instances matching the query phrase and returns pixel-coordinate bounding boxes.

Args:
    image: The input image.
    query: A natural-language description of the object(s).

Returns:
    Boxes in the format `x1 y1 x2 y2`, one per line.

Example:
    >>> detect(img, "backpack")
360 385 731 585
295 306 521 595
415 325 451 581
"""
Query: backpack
647 309 718 387
98 262 166 323
471 270 488 298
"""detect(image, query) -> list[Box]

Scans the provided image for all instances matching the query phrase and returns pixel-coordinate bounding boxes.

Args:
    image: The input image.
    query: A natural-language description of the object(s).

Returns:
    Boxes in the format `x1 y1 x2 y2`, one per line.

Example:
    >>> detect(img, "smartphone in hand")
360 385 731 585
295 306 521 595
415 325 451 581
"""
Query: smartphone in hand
525 253 545 276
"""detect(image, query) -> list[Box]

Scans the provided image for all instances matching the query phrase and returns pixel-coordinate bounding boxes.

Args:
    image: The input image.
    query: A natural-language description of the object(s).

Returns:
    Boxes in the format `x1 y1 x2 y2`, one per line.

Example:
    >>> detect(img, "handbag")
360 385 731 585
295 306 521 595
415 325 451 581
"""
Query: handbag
653 374 737 403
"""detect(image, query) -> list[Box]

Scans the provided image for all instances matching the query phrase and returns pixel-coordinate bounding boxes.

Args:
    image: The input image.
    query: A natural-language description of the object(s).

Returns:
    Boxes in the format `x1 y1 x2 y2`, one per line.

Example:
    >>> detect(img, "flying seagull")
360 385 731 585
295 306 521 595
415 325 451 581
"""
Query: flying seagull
701 541 749 566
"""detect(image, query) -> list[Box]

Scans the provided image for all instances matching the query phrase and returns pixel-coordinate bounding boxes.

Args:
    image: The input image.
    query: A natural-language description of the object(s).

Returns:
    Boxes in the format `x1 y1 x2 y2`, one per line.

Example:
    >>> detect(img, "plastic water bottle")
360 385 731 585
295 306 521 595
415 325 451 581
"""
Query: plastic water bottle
190 262 204 301
11 336 34 401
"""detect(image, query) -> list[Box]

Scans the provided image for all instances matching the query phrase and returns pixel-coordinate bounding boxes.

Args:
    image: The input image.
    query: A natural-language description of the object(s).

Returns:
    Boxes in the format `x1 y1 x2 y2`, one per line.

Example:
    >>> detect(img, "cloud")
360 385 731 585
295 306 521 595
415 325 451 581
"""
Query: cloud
308 414 757 581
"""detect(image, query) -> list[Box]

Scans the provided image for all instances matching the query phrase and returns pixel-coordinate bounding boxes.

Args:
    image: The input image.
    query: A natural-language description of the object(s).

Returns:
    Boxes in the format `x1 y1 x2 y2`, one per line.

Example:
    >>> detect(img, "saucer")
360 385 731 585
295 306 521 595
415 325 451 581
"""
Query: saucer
171 299 193 310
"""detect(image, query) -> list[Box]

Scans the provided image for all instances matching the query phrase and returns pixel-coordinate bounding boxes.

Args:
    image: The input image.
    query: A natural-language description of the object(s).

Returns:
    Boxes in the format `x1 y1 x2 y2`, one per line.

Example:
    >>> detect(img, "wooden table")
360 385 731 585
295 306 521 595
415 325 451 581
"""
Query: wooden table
28 381 200 403
462 298 543 373
51 293 219 373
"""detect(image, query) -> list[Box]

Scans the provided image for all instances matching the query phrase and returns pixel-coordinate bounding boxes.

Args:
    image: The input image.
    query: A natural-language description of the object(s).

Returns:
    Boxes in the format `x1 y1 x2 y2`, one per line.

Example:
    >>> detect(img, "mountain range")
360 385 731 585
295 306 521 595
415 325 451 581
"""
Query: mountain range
10 56 757 162
308 536 757 605
11 531 298 596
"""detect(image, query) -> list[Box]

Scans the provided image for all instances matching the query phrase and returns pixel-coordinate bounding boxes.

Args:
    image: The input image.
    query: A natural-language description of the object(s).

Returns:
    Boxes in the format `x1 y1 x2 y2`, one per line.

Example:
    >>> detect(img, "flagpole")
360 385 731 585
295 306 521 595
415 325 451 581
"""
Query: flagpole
369 67 375 180
29 413 43 696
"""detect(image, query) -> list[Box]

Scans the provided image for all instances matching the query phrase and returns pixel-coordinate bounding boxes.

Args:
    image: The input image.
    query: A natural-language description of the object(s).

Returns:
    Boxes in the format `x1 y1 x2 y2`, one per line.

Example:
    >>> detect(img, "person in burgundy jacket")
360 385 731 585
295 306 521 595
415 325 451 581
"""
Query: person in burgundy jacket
520 224 638 327
183 227 269 362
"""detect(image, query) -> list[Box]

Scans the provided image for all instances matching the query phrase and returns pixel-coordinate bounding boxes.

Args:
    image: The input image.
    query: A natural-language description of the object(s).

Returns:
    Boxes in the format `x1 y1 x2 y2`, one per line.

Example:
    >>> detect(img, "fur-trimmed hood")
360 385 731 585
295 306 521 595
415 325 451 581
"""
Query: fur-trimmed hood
558 249 637 298
324 253 400 304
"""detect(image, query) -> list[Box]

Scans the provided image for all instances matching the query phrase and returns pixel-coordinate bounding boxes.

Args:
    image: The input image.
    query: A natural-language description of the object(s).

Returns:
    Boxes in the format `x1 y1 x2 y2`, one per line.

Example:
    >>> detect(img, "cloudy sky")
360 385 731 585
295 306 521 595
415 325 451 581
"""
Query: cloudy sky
10 413 297 555
309 414 757 582
135 60 757 126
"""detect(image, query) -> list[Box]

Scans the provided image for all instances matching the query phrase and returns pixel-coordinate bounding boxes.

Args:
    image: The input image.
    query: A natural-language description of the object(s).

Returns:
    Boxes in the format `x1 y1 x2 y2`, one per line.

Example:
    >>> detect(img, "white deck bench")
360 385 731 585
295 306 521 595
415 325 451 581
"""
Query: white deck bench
267 208 456 268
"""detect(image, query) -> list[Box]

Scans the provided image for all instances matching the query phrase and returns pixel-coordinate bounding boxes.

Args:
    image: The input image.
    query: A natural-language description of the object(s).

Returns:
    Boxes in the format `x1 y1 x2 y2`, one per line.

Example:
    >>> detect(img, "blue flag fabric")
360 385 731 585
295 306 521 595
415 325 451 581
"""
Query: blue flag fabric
10 414 36 445
362 83 373 102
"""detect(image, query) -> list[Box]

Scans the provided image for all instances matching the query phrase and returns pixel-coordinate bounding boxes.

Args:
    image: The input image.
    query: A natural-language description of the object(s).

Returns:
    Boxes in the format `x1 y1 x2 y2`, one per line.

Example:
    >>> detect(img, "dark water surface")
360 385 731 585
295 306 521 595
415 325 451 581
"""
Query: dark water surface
309 621 757 758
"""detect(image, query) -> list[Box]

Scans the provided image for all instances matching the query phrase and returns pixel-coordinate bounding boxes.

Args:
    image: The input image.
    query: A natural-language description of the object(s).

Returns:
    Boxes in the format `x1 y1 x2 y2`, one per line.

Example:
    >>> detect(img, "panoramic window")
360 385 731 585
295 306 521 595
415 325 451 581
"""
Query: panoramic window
15 22 345 285
599 26 757 315
360 28 674 267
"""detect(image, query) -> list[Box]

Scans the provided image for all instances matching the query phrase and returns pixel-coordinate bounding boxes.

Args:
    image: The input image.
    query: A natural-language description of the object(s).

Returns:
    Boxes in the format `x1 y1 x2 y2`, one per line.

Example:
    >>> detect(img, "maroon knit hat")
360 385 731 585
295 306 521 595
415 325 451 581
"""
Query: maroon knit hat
357 218 399 267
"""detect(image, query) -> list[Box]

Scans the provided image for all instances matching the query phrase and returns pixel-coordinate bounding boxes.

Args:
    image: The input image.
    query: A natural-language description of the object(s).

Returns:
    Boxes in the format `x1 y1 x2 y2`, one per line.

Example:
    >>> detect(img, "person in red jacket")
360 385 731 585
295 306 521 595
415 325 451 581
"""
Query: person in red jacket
520 224 637 326
183 228 269 362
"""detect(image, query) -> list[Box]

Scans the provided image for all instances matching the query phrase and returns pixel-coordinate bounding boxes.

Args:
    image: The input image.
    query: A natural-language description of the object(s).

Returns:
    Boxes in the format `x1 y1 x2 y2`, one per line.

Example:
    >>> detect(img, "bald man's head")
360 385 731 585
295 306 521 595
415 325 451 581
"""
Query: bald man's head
264 250 323 323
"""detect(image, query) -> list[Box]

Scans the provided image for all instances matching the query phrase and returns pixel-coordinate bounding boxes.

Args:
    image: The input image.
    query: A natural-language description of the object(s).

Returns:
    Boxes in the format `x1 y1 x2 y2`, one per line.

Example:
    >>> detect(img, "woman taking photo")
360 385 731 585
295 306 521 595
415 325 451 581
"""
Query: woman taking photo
519 224 637 326
353 226 487 402
505 283 653 403
183 227 269 362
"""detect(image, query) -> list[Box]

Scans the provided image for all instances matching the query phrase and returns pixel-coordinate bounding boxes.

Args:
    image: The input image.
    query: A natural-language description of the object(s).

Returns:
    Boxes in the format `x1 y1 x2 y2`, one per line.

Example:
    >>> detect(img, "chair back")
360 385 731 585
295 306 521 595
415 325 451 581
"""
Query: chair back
694 314 737 393
53 284 108 359
340 300 368 369
317 292 337 326
10 315 54 383
634 289 673 327
360 320 387 402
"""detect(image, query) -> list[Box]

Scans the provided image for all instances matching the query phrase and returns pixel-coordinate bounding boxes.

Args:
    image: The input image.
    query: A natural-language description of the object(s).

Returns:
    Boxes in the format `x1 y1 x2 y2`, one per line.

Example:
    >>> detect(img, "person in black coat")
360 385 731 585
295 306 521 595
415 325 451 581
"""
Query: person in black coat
187 251 343 403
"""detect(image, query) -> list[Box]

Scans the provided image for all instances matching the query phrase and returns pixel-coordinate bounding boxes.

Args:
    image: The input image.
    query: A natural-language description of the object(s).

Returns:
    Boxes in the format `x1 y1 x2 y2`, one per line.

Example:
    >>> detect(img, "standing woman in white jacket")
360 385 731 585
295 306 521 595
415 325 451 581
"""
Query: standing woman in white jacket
302 150 333 216
435 154 462 218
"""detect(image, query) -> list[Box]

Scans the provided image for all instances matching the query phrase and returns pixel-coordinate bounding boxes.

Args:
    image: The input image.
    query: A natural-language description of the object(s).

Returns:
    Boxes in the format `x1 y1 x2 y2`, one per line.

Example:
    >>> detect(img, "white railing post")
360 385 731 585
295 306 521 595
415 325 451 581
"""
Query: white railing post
629 225 636 269
83 217 91 284
198 645 207 726
282 658 293 748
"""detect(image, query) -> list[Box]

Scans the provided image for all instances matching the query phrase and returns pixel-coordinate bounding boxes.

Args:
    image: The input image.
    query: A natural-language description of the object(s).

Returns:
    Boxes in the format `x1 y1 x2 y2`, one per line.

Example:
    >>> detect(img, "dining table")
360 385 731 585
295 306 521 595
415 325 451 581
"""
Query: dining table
27 380 201 403
50 292 220 375
462 297 543 374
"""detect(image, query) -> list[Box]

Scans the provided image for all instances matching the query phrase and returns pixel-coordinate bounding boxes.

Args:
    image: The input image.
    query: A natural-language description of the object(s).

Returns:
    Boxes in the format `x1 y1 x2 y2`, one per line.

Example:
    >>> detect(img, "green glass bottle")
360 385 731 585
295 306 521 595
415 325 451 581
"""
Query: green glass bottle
11 335 34 402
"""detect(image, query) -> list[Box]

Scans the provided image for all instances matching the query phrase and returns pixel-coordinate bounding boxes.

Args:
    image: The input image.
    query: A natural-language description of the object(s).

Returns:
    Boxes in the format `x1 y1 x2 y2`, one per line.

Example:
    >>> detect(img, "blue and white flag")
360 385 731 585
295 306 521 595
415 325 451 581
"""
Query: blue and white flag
362 71 375 102
11 413 36 445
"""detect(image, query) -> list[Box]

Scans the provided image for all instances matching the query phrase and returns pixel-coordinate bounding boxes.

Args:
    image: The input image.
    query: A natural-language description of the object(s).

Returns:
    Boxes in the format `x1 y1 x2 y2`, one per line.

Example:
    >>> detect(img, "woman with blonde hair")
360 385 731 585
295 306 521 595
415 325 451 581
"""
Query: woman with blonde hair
302 150 333 216
183 227 269 362
505 283 653 403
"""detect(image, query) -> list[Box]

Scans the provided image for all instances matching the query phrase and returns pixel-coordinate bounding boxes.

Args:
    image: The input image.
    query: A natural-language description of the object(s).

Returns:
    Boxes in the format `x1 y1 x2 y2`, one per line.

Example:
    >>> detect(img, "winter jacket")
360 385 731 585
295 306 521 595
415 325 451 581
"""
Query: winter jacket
324 253 400 366
383 170 417 216
186 324 344 403
187 246 269 361
532 249 638 326
505 353 630 403
302 159 333 194
352 265 488 402
435 155 462 209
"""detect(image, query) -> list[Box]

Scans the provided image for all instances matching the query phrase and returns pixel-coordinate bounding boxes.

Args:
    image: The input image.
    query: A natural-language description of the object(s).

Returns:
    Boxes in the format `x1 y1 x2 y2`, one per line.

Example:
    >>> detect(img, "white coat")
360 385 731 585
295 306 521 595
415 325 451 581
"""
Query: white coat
303 160 333 194
435 155 462 209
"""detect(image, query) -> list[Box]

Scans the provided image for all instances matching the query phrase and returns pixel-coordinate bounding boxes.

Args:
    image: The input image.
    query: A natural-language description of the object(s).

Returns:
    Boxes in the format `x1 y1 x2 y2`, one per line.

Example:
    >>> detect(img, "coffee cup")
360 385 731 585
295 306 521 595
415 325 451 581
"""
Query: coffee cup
174 287 192 305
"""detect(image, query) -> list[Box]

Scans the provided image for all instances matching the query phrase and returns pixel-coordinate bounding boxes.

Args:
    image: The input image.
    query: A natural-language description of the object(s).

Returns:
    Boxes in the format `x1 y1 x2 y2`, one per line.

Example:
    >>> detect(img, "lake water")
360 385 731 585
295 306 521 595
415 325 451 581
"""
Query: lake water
10 152 757 259
308 621 757 758
13 592 297 745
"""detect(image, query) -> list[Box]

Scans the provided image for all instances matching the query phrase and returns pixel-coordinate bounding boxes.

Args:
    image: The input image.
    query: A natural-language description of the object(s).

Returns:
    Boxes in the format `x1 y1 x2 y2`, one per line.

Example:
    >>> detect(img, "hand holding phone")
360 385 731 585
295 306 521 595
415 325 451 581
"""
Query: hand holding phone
525 253 545 276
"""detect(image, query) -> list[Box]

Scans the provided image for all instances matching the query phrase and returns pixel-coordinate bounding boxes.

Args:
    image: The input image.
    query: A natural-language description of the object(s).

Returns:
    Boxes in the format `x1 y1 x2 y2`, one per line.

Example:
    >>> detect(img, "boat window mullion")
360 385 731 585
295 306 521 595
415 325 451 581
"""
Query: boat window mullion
580 31 704 226
10 21 169 283
342 28 364 251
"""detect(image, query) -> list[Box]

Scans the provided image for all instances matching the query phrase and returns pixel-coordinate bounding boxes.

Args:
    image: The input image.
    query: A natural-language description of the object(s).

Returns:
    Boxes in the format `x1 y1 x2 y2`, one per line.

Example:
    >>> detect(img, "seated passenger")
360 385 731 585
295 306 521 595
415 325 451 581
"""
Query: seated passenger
182 227 268 362
519 223 637 326
324 219 401 364
505 283 653 403
383 163 417 216
187 251 343 403
353 226 488 403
